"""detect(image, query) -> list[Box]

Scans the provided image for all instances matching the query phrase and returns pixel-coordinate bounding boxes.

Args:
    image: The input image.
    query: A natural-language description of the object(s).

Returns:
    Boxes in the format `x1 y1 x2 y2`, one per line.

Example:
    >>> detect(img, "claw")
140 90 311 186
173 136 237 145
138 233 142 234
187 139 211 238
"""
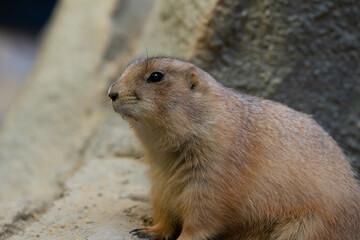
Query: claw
130 228 145 234
130 228 149 239
129 228 169 240
130 228 143 238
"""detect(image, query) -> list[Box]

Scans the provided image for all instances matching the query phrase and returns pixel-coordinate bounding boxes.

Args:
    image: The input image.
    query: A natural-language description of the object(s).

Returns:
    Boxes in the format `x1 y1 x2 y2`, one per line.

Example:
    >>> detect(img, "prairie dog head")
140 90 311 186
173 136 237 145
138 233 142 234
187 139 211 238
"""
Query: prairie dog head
108 57 215 127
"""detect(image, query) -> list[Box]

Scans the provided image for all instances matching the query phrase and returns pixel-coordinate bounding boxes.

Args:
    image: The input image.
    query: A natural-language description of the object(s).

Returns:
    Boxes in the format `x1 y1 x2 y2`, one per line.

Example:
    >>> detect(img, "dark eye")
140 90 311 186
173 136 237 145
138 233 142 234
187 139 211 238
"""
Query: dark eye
147 72 164 83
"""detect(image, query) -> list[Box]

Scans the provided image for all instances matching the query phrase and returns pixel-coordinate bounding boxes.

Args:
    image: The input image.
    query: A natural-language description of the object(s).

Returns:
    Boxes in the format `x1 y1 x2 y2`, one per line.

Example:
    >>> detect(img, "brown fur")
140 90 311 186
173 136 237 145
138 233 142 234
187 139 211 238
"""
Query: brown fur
109 57 360 240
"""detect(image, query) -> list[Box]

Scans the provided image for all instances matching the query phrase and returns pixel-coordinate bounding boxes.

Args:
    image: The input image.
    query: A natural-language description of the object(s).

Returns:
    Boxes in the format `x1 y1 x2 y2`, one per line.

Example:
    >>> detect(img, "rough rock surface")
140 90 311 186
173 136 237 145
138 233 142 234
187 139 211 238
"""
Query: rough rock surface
0 0 359 239
8 157 150 240
189 0 360 172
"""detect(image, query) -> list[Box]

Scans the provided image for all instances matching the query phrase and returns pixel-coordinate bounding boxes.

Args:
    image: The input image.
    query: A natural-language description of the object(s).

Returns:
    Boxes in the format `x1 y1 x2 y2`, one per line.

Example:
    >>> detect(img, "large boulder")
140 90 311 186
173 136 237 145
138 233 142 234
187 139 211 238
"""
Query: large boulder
189 0 360 172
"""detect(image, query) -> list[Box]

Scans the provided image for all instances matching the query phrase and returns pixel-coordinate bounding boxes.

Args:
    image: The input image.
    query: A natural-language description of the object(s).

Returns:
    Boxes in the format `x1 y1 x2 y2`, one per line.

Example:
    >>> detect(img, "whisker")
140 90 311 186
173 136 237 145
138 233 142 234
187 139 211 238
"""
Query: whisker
101 98 113 108
145 44 149 74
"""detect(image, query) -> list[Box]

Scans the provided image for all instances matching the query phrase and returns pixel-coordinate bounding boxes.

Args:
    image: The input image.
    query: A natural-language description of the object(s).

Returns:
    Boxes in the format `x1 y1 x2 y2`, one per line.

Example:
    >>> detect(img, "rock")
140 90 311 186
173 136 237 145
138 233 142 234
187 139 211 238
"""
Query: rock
133 0 218 58
0 0 117 236
8 157 150 240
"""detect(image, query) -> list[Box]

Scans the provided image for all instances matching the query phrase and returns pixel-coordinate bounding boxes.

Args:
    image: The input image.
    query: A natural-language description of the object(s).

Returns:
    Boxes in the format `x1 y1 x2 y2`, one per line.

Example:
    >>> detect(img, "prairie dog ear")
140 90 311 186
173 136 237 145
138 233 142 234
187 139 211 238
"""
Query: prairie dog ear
187 66 200 91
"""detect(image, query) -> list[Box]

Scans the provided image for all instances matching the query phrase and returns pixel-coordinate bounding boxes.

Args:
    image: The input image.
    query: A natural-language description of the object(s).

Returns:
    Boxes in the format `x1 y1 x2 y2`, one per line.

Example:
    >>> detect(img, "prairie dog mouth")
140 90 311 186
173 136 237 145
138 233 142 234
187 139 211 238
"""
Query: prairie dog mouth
112 100 135 111
112 98 140 120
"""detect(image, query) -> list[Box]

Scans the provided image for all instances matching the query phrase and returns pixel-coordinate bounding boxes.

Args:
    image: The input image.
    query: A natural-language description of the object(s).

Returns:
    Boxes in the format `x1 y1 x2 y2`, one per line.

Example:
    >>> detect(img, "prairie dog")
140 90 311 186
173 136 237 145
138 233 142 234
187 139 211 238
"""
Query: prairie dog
108 57 360 240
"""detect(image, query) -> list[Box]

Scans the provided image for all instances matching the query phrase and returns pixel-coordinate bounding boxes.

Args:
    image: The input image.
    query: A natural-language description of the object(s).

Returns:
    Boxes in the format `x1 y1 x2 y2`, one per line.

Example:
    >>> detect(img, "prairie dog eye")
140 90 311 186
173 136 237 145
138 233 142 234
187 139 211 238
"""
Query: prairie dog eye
147 72 164 83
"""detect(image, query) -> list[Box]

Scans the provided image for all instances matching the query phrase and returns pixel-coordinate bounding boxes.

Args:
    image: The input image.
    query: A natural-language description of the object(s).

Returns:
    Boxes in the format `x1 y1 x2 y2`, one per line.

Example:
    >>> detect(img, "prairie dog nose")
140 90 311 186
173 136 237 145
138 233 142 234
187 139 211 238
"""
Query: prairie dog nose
108 86 119 101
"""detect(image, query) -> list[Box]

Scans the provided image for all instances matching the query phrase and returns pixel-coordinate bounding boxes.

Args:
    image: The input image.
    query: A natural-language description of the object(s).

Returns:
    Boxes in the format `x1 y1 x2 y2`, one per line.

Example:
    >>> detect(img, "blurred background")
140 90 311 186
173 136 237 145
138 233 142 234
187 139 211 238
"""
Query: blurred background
0 0 359 239
0 0 57 126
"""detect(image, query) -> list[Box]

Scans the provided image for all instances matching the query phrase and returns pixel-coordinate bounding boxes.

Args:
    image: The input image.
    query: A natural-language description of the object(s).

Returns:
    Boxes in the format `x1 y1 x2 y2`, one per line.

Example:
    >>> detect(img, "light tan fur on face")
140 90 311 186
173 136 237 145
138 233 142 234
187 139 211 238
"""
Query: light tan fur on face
109 57 360 240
